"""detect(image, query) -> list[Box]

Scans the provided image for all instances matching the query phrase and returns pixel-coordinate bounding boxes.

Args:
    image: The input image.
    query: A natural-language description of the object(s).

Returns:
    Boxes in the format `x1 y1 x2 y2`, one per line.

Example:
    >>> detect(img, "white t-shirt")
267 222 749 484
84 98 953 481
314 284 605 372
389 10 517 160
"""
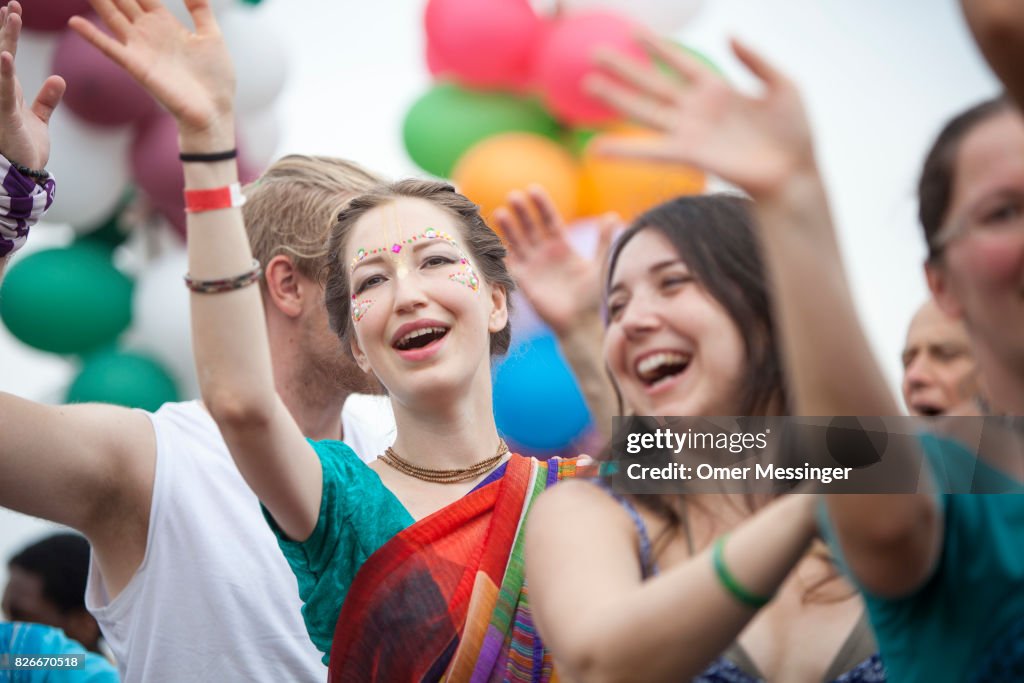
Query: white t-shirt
341 393 396 461
85 397 395 682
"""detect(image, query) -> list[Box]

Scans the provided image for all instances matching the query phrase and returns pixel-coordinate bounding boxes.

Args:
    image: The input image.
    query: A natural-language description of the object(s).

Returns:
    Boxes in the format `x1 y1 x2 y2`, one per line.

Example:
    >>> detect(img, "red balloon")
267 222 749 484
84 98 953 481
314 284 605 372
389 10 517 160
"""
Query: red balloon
14 0 90 33
424 0 541 89
53 14 156 127
534 11 648 125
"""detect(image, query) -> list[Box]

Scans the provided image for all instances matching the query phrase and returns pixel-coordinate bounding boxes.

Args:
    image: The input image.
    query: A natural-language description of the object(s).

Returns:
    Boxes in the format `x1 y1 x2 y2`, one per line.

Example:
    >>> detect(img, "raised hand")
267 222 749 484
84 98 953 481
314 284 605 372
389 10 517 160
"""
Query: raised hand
587 33 816 199
0 2 66 170
68 0 235 144
493 186 619 336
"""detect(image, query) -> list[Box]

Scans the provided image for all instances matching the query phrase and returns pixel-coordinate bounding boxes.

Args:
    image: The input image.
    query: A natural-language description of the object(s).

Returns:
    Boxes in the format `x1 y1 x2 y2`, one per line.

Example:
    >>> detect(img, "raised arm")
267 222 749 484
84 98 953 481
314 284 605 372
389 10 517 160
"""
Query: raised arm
961 0 1024 111
494 188 619 438
586 34 942 597
526 483 816 683
0 2 157 597
0 2 63 279
69 0 321 541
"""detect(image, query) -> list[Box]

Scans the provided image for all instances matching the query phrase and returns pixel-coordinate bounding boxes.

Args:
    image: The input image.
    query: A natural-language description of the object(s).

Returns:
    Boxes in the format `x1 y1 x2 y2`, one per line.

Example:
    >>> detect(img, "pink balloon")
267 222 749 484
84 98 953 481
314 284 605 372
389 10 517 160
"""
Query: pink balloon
424 0 541 89
14 0 90 33
425 39 451 78
53 14 156 127
534 11 648 125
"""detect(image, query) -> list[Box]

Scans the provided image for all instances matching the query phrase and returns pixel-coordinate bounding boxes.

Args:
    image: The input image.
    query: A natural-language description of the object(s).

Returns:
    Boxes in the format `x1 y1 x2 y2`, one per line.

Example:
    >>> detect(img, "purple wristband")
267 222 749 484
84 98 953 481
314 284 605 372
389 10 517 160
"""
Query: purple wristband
0 156 55 258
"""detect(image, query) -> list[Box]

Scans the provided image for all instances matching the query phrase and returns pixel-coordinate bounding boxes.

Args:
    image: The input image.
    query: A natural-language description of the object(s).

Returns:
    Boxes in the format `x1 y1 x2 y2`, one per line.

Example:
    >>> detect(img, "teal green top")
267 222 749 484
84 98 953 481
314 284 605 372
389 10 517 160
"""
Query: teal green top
0 622 119 682
819 434 1024 682
263 439 413 664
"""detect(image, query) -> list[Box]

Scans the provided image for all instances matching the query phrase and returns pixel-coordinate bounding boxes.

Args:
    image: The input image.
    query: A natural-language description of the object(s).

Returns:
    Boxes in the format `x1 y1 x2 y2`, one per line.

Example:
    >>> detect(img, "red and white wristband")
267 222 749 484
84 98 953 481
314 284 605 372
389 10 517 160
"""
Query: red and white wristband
183 182 247 214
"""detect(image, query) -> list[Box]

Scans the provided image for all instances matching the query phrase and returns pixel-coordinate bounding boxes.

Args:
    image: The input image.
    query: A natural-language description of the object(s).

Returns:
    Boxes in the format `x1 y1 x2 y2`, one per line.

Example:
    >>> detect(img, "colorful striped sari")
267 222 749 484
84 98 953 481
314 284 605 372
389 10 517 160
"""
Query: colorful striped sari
328 453 593 682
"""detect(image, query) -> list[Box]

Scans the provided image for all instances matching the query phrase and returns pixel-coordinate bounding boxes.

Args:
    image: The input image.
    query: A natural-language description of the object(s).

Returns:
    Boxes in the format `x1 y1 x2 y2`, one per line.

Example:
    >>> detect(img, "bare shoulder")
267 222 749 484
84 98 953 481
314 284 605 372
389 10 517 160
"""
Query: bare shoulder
529 477 637 541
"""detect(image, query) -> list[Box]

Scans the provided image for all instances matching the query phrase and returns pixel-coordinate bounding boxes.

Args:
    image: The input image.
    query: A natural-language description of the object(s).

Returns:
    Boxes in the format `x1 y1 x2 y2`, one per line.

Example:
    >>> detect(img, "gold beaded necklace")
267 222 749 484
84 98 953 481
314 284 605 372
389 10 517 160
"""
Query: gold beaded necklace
378 439 510 484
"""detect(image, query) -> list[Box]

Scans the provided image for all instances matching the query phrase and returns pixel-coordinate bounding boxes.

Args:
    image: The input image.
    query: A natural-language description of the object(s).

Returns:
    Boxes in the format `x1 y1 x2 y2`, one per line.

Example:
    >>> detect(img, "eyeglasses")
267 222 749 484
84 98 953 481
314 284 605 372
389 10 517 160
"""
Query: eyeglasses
931 189 1024 256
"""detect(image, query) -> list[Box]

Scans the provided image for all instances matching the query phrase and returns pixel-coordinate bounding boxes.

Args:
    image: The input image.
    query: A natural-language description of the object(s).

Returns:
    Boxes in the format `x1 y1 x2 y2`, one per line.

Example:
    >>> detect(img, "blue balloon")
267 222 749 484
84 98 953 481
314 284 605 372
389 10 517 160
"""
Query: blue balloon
493 332 592 452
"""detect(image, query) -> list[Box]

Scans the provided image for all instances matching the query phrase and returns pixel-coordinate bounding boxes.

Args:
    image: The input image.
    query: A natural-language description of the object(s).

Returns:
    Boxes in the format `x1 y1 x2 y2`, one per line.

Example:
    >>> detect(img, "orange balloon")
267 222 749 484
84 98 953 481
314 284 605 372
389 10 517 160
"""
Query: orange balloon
452 132 579 235
579 128 706 221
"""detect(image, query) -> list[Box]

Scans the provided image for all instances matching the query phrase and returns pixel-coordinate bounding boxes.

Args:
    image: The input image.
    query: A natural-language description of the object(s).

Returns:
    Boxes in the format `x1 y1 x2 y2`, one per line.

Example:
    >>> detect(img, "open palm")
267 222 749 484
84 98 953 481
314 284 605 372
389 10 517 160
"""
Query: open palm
69 0 234 137
0 3 66 170
494 186 618 336
587 34 816 199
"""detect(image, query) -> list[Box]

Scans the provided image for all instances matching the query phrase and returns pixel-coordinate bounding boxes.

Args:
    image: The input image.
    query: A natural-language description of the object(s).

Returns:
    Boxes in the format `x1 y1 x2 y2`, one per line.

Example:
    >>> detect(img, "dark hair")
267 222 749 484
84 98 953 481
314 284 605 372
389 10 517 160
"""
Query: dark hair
602 195 812 583
605 193 788 416
8 533 90 613
919 95 1012 261
324 179 515 356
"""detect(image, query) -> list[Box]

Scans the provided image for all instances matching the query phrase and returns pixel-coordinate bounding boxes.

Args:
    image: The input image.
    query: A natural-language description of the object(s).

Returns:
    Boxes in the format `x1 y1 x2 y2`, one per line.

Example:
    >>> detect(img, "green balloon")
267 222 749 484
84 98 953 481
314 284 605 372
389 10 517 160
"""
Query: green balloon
402 82 563 178
66 350 179 411
566 128 599 158
0 243 134 354
658 42 727 80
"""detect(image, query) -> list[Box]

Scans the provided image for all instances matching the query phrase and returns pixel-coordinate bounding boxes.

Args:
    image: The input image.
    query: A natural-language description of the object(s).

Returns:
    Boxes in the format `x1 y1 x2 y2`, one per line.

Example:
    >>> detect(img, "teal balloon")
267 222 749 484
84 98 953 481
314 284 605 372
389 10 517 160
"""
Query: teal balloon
0 243 133 354
66 350 179 411
402 82 563 178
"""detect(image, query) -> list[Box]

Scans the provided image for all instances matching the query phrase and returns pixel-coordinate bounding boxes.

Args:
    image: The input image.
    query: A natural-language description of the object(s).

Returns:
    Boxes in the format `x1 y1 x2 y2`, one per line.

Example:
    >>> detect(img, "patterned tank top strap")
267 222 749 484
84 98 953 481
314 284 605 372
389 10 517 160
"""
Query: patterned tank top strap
592 479 659 578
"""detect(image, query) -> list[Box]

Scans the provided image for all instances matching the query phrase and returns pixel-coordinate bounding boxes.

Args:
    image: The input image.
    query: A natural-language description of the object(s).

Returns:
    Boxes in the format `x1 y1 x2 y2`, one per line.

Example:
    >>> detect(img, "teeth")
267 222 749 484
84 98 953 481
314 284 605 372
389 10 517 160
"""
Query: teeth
397 326 447 348
636 352 689 380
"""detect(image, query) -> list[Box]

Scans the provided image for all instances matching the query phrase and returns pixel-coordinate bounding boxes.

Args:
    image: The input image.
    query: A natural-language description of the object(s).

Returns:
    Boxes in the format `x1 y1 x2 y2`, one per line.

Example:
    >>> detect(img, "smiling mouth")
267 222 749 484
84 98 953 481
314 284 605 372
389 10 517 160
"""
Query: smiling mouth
635 351 691 387
912 402 945 417
393 326 450 351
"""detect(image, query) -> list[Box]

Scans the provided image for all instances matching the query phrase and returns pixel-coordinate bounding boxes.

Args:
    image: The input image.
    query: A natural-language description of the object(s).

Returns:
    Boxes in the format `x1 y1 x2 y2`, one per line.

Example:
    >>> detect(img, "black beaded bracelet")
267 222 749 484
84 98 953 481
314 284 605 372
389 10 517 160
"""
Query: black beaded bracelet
10 160 50 183
179 149 238 163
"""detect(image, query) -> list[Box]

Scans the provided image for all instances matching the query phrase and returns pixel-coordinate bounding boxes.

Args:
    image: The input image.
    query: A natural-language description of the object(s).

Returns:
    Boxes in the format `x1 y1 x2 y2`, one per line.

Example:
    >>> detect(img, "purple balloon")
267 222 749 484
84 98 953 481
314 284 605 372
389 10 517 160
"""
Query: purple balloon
53 14 155 127
132 114 186 235
131 114 261 241
15 0 91 33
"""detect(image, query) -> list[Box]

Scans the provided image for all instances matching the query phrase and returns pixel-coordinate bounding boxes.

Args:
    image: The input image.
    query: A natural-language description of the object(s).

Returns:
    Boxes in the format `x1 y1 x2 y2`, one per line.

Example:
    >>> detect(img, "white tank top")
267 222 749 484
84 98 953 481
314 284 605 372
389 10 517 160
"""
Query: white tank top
85 399 391 682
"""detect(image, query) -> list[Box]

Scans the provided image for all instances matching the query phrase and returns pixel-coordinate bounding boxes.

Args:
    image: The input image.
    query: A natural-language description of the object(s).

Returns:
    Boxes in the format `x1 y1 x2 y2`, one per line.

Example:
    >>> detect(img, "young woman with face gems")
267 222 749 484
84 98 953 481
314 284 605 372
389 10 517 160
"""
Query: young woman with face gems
69 1 594 680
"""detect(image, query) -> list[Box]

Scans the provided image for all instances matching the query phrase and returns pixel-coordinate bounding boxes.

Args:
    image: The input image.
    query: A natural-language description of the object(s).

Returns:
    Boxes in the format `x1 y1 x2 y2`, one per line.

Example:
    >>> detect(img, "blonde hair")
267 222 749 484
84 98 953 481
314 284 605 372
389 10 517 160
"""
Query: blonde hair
242 155 385 289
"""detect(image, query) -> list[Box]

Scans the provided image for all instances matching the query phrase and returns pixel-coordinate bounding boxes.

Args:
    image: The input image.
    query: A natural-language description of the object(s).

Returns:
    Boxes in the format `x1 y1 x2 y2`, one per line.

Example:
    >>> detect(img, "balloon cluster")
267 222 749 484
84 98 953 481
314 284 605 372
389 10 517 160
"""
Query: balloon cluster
0 0 286 410
405 0 709 228
405 0 707 454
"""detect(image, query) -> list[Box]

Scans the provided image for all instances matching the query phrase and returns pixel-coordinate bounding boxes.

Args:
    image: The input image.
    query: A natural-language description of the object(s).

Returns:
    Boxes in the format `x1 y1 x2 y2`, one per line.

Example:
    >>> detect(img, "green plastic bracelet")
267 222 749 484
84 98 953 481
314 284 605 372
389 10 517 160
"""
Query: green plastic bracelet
712 534 773 609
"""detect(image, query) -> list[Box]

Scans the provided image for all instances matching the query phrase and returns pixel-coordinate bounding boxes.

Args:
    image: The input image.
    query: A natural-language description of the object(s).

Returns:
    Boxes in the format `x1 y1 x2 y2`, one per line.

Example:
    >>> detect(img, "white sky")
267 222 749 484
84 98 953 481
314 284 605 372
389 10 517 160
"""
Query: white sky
0 0 1002 576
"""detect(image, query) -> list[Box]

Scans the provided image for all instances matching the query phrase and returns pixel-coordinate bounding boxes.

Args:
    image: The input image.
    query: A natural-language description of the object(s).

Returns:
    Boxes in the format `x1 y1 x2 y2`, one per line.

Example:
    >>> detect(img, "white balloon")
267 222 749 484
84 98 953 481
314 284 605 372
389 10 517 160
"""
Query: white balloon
560 0 703 32
124 247 200 400
16 30 58 101
45 107 131 229
238 104 282 171
220 7 289 114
